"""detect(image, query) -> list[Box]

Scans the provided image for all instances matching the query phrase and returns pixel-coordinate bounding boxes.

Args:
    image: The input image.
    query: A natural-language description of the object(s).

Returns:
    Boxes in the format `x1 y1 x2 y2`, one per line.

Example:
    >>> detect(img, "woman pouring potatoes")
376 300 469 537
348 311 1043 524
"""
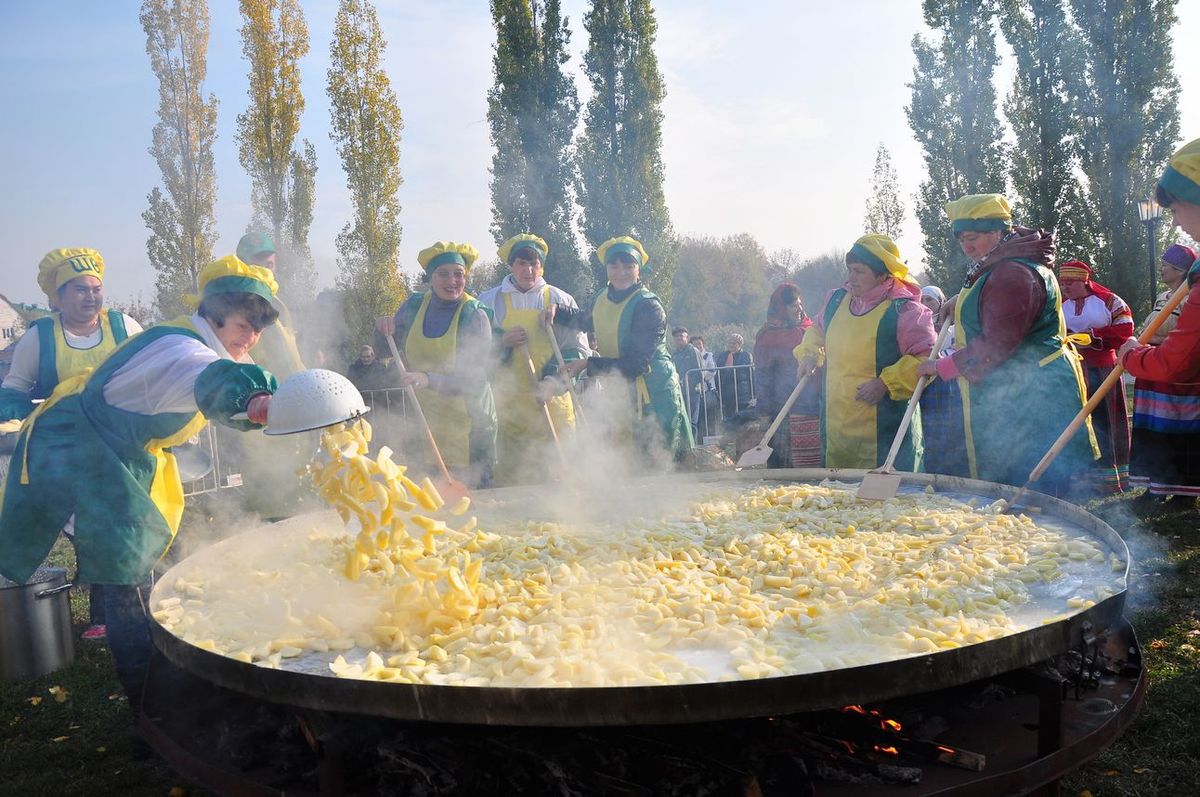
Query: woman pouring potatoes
0 256 282 709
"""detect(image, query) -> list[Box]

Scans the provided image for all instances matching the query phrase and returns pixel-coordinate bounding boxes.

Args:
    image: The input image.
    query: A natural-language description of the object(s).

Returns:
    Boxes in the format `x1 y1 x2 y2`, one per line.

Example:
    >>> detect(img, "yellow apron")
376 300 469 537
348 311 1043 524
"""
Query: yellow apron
493 288 575 485
53 311 122 379
15 320 208 547
405 293 472 468
822 295 892 468
250 296 304 380
593 290 652 416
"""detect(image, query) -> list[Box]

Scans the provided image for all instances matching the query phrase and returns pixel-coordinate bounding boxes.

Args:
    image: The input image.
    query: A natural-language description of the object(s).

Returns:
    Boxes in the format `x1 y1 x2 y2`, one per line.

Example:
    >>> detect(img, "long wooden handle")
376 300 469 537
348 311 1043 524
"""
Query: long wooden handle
383 332 454 483
877 321 955 472
520 343 567 466
1019 278 1191 491
544 321 587 427
755 371 812 449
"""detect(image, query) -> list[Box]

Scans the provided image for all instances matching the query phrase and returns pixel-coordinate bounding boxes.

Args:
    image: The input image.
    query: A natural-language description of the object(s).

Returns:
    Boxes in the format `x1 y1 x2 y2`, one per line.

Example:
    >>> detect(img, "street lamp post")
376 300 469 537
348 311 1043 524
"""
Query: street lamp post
1138 198 1163 313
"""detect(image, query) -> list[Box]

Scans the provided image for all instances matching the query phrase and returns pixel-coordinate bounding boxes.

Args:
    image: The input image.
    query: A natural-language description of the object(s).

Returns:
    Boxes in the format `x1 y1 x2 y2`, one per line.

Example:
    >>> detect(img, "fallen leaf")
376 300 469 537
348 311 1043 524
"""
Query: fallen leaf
51 736 69 743
1149 639 1168 650
107 693 123 701
169 787 188 797
96 746 107 753
26 697 42 706
1078 791 1094 797
1104 769 1121 776
1134 767 1153 774
47 686 69 703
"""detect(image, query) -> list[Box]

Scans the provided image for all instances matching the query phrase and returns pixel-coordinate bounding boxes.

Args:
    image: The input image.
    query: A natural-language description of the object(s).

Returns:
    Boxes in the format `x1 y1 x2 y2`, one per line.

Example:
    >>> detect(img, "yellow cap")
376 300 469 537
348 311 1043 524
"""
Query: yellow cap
944 194 1013 234
184 255 278 309
597 236 650 268
498 233 549 264
37 248 105 302
417 241 479 276
849 234 917 285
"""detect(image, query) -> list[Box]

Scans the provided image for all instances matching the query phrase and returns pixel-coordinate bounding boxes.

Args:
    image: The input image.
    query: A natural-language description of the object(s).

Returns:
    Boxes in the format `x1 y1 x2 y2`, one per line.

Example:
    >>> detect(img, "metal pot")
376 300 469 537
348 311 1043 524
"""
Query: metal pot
0 566 75 681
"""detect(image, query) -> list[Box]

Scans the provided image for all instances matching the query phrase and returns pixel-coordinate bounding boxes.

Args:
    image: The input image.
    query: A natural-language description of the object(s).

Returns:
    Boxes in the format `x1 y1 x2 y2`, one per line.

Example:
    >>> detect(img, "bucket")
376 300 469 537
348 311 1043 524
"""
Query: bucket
0 566 75 681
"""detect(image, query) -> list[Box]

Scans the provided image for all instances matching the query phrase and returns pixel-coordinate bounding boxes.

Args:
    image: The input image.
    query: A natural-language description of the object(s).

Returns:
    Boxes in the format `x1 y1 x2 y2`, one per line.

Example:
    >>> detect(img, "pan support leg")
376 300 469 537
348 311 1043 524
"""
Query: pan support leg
1025 669 1066 797
296 711 346 796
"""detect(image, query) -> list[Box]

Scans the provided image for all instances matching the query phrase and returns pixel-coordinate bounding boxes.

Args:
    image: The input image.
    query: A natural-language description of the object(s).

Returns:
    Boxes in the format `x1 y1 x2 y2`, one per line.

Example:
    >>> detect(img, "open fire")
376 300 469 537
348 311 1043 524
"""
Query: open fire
139 619 1142 796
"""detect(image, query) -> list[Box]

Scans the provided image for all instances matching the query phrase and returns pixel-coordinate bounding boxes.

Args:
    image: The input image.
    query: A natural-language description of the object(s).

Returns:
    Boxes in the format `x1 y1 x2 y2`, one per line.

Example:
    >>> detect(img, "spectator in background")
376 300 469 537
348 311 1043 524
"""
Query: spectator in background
717 333 754 422
915 284 969 476
347 345 392 392
1059 260 1135 494
671 326 704 437
753 283 820 467
691 335 718 438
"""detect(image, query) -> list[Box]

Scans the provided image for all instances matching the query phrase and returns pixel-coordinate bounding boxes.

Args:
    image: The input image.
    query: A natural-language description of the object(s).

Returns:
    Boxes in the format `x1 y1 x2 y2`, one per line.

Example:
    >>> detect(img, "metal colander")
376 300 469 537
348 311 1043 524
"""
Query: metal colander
262 369 370 436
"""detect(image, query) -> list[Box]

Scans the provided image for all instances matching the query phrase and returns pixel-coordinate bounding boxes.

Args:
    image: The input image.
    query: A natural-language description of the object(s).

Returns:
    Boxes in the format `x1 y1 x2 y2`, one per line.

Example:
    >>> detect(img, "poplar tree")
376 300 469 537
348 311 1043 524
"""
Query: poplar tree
577 0 677 305
140 0 219 318
1000 0 1089 261
489 0 589 298
906 0 1008 290
236 0 317 302
863 143 907 239
1066 0 1181 315
326 0 405 352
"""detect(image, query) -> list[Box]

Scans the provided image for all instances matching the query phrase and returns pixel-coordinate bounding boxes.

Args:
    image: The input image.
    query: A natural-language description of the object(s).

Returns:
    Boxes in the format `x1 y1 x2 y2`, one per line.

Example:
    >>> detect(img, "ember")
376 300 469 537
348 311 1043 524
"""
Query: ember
138 619 1143 796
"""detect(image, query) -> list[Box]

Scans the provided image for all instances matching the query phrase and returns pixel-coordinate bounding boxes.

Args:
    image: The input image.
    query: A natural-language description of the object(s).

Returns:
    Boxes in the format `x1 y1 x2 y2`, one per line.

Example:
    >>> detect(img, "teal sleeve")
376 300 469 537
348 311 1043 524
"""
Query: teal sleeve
193 360 278 430
0 387 34 422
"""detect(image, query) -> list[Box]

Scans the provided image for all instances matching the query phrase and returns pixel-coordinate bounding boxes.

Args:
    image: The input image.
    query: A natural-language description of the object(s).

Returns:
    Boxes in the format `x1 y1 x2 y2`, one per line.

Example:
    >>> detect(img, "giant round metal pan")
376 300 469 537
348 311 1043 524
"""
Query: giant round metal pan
150 469 1130 726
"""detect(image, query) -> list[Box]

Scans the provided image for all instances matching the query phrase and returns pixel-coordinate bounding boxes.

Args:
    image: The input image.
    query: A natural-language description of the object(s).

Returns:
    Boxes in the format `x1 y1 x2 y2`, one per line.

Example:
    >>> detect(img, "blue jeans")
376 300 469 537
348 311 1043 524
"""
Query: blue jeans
102 581 153 706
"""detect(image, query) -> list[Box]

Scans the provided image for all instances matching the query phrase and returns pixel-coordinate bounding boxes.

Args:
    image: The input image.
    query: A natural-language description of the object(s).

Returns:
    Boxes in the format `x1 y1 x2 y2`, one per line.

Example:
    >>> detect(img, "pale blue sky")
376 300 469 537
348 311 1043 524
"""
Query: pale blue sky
1 1 1197 306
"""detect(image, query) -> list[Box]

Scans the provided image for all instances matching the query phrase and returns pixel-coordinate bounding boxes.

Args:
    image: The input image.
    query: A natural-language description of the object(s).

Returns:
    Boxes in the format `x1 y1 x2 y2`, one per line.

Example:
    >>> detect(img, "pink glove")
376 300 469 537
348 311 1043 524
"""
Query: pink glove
246 393 272 425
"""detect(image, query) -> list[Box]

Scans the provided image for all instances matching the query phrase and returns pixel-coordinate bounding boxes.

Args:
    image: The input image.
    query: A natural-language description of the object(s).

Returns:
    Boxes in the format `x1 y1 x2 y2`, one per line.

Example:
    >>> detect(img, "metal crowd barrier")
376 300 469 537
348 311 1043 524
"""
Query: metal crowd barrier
682 364 756 444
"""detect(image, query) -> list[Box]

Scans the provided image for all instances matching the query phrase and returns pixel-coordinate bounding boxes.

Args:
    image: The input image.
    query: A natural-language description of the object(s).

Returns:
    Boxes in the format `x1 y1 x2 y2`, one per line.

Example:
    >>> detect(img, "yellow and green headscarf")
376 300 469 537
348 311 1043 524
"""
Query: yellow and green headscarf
597 236 650 269
37 247 105 303
944 194 1013 234
848 234 918 285
197 255 278 302
417 241 479 278
498 233 548 264
1159 137 1200 207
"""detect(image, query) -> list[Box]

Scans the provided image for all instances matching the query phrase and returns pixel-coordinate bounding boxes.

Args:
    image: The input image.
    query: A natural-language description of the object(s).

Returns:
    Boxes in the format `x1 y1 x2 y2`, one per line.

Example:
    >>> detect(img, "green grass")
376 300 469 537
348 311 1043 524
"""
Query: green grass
1060 494 1200 797
0 538 189 797
2 493 1198 796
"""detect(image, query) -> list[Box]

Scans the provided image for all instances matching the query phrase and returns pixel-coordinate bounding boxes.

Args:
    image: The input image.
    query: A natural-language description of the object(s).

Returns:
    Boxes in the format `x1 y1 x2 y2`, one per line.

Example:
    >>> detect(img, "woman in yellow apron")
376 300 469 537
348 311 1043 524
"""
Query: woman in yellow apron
378 242 497 488
550 236 694 468
0 248 143 420
916 194 1098 491
0 247 145 640
794 234 936 470
0 256 281 709
478 234 588 486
